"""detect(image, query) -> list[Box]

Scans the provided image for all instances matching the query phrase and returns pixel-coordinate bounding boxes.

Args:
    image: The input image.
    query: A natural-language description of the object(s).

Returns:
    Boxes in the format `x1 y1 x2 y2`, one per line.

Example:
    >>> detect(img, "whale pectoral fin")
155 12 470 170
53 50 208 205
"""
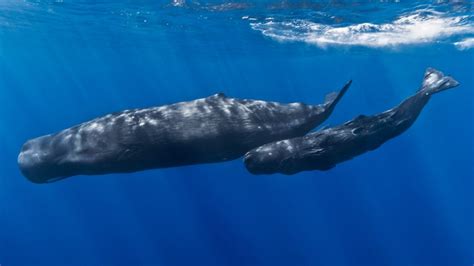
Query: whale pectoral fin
299 147 324 157
45 176 68 183
298 148 336 171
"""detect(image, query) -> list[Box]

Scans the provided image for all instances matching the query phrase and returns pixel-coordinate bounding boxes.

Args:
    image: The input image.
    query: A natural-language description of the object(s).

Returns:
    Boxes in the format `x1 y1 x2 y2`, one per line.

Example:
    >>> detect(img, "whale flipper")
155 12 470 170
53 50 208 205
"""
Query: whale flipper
420 68 459 96
324 80 352 110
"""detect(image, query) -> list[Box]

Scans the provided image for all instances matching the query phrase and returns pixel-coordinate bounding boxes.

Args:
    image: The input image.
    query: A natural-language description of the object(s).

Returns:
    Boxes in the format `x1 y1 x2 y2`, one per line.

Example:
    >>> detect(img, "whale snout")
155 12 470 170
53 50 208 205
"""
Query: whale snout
18 136 66 183
244 147 283 175
244 140 302 175
18 138 49 183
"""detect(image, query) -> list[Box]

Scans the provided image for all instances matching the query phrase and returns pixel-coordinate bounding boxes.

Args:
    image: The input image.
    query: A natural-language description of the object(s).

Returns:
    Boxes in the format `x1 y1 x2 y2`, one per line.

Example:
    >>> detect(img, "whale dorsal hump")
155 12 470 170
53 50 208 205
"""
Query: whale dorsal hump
209 92 227 99
206 93 228 102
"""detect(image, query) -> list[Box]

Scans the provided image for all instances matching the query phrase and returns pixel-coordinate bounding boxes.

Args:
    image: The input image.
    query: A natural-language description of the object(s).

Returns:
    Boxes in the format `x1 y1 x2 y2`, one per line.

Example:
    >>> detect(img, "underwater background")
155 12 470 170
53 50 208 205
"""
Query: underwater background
0 0 473 265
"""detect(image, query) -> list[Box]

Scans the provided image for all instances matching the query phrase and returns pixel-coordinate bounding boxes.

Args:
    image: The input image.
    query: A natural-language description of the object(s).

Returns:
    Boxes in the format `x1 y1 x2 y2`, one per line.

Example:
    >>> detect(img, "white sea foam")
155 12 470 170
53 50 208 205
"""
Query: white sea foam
454 37 474 50
171 0 185 7
250 10 474 48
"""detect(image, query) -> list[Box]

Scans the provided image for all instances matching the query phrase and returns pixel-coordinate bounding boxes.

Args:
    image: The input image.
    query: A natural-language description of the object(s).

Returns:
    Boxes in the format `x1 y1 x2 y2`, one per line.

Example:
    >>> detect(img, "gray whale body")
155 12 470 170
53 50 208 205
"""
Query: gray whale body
18 82 351 183
244 68 459 175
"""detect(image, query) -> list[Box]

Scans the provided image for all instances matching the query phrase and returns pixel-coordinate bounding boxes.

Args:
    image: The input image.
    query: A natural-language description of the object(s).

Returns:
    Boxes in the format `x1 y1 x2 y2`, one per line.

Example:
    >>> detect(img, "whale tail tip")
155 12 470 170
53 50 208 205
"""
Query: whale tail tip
324 80 352 110
420 68 459 96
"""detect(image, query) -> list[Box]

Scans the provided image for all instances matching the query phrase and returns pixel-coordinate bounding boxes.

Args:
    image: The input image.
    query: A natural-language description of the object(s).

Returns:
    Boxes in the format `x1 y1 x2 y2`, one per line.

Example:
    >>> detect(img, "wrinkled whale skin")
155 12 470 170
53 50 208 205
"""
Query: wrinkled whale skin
18 82 351 183
244 68 459 175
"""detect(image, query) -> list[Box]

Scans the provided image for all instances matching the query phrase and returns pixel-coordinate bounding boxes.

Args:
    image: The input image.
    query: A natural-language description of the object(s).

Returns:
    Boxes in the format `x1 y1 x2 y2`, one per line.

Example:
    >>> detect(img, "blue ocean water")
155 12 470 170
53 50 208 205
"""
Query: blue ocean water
0 0 473 265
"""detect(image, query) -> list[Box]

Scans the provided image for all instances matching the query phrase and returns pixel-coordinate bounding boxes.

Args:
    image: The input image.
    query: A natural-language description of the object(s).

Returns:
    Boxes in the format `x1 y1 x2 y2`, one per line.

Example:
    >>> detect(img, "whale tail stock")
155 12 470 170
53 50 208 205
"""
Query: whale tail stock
420 68 459 96
323 80 352 110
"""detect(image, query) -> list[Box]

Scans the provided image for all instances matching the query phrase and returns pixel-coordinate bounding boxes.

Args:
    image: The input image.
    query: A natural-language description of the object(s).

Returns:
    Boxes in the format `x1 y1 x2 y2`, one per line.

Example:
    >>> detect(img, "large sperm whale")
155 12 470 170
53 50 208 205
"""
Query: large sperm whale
244 68 459 175
18 81 351 183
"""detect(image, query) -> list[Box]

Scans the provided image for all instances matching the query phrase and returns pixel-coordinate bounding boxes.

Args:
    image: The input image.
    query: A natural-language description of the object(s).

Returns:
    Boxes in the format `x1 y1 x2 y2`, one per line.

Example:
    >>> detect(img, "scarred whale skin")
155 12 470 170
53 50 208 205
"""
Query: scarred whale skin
18 81 351 183
244 68 459 175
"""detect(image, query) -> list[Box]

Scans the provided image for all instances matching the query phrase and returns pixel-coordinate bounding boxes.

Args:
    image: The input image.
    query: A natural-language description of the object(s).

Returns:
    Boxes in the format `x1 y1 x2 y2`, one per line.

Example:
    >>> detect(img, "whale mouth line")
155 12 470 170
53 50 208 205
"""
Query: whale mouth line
248 9 474 49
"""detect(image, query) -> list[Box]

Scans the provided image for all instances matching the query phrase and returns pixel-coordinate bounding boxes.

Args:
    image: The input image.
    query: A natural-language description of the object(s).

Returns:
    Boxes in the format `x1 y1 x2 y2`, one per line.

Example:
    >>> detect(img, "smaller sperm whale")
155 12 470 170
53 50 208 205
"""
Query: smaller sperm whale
244 68 459 175
18 81 351 183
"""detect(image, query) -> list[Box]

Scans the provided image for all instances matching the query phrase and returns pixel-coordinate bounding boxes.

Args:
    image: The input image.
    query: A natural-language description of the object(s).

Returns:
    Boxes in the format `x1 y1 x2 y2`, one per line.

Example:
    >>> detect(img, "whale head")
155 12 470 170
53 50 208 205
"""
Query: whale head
18 135 71 183
243 140 297 175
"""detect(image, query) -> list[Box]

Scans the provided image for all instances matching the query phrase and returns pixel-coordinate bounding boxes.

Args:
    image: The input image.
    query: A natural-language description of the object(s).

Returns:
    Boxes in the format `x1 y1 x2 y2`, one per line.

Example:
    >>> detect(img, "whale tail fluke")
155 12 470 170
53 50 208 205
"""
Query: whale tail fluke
324 80 352 110
420 68 459 96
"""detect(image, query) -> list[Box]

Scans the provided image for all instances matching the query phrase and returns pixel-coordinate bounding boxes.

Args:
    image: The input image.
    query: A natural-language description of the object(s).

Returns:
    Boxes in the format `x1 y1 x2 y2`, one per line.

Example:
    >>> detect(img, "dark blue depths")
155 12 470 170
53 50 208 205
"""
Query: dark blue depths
0 1 472 265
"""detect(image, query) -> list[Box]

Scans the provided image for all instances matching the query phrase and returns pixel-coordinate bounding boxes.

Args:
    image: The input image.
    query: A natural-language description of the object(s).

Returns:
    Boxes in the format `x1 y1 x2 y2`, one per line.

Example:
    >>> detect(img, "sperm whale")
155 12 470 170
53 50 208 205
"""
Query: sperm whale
244 68 459 175
18 81 351 183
